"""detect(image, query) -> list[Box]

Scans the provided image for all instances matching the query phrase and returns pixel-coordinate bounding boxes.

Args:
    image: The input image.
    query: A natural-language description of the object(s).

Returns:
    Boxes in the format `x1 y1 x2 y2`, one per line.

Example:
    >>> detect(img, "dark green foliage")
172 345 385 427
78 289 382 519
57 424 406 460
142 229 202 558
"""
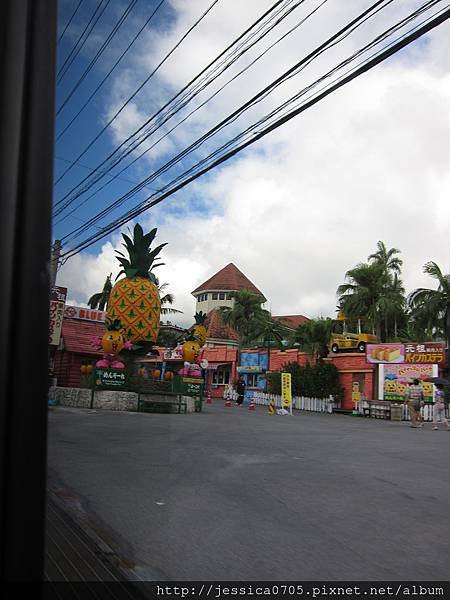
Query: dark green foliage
292 318 333 359
88 273 112 310
194 311 207 325
105 318 123 331
268 361 343 400
116 223 167 280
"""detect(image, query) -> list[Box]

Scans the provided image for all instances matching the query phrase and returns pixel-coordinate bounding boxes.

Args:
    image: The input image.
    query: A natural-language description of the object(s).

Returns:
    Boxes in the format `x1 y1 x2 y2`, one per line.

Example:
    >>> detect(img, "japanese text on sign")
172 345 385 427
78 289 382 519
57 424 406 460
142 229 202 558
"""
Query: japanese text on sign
49 301 65 345
95 369 127 389
281 372 292 408
404 342 445 365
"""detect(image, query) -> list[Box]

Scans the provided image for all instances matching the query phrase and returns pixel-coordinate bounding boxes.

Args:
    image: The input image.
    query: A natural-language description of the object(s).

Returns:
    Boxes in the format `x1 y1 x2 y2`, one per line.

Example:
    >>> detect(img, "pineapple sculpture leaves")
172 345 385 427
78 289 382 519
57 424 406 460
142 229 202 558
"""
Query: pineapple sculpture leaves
193 311 207 346
107 224 166 344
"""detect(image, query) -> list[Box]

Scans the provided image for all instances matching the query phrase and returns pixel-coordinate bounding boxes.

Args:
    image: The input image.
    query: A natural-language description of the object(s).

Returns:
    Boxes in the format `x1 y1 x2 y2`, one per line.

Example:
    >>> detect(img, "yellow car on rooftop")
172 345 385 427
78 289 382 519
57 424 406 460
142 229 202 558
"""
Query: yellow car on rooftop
329 312 378 353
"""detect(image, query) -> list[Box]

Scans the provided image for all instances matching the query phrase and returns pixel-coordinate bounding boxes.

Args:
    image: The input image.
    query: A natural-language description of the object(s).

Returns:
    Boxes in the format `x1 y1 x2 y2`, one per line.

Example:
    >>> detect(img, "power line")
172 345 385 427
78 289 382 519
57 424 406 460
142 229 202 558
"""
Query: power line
54 155 157 191
57 0 111 83
56 0 391 226
56 0 139 116
58 0 85 44
54 0 221 186
60 2 450 260
55 0 166 142
54 0 313 219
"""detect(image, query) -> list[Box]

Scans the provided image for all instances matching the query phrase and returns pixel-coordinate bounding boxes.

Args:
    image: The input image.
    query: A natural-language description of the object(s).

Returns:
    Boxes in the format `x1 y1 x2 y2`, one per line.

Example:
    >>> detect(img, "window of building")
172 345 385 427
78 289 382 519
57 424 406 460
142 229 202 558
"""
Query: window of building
212 367 230 385
212 293 218 300
246 373 259 387
198 293 208 302
226 293 233 300
219 292 225 300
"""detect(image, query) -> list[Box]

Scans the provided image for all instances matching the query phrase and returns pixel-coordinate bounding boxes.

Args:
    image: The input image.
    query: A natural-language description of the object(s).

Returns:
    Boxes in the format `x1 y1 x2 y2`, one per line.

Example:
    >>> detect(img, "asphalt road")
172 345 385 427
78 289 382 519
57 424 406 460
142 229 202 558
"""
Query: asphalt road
47 404 450 581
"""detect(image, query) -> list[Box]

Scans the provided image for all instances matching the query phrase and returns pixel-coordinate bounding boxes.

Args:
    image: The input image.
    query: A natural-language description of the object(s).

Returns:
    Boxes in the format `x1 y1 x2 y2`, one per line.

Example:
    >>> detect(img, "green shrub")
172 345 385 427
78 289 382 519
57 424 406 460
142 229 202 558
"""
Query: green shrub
268 361 343 400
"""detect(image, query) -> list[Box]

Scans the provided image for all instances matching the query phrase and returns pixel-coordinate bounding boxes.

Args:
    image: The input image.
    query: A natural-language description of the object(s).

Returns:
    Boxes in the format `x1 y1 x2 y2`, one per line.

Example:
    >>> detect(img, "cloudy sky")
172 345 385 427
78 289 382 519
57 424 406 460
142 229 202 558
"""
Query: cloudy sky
54 0 450 327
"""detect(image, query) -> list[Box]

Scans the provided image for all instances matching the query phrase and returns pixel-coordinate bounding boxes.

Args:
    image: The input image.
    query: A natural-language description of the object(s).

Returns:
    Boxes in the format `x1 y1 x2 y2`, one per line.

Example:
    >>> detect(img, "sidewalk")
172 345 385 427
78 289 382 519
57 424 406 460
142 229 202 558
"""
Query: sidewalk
45 496 125 582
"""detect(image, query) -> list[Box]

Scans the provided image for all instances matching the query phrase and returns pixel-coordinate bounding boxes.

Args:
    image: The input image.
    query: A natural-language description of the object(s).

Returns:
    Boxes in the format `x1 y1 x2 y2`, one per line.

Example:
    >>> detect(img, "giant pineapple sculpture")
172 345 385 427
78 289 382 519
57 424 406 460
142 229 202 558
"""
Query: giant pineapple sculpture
107 224 166 344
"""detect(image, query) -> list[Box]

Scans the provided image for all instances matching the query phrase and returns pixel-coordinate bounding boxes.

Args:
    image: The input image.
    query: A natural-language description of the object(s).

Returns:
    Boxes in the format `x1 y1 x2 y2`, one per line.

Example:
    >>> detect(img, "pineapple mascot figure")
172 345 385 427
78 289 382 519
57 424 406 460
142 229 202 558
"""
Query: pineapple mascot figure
91 319 133 369
107 224 166 347
178 312 209 377
192 311 207 346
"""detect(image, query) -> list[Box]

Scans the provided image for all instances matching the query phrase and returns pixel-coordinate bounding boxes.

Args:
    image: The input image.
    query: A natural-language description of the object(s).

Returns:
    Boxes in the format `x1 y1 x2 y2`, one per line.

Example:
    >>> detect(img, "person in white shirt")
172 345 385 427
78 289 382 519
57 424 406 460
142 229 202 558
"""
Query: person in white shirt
432 384 449 431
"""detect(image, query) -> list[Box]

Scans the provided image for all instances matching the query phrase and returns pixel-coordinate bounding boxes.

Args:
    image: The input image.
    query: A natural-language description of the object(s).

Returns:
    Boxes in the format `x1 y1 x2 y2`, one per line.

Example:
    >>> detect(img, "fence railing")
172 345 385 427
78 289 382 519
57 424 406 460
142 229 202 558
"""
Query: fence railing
402 403 448 422
356 400 449 422
252 393 449 422
252 392 338 414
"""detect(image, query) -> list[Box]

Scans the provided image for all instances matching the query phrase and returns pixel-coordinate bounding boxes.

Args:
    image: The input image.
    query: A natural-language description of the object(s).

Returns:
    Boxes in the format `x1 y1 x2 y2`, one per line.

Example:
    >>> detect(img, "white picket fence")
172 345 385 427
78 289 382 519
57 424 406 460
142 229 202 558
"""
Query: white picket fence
355 400 449 422
402 403 448 422
252 392 338 414
252 393 449 422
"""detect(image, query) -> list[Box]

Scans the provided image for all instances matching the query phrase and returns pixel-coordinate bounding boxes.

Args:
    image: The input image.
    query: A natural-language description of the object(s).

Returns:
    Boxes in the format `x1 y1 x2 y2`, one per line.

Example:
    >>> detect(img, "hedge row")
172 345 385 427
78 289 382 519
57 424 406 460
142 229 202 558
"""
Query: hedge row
267 361 343 400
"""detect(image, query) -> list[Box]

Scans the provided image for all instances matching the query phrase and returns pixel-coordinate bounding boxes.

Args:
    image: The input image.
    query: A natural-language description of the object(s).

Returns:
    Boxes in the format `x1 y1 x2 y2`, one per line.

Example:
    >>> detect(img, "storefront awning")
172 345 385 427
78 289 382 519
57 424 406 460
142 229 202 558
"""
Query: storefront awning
237 366 265 373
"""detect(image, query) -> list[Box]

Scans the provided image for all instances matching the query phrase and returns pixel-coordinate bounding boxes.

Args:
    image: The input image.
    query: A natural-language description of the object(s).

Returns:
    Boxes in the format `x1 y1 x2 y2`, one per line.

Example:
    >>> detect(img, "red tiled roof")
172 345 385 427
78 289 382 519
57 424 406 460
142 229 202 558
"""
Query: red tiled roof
205 309 239 342
191 263 265 300
61 319 105 355
273 315 309 329
202 346 237 362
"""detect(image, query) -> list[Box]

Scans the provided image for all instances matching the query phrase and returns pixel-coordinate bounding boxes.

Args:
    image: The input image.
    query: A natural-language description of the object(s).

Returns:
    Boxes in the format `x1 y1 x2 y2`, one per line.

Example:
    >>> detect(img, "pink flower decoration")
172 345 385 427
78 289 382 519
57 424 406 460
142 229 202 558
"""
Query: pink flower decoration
123 340 133 350
91 336 102 348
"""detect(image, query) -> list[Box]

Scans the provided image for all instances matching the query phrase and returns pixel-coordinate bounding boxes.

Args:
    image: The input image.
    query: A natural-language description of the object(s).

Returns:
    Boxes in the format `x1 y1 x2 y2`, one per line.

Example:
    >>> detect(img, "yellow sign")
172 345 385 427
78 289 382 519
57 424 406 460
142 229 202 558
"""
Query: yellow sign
281 372 292 408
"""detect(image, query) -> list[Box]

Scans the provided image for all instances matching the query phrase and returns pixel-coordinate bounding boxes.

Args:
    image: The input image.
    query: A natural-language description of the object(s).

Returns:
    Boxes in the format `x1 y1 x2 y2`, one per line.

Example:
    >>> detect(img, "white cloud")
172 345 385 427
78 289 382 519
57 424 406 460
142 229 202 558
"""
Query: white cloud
58 0 450 328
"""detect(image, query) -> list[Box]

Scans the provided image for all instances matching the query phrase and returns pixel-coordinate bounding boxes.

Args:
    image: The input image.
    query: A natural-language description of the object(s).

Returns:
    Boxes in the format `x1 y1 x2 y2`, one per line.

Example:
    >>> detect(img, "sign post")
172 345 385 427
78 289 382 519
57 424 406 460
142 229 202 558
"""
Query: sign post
281 372 292 415
173 375 205 412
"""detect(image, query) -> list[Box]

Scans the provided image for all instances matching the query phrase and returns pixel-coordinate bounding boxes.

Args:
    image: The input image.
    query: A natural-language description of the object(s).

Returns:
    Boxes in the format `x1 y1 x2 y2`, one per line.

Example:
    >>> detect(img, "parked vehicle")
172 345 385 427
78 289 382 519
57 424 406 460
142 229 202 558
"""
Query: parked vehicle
329 313 377 353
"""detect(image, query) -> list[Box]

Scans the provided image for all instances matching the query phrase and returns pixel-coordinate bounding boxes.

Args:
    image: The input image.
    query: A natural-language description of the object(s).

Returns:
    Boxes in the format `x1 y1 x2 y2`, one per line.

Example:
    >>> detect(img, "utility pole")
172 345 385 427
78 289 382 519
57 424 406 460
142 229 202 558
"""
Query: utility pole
50 239 62 288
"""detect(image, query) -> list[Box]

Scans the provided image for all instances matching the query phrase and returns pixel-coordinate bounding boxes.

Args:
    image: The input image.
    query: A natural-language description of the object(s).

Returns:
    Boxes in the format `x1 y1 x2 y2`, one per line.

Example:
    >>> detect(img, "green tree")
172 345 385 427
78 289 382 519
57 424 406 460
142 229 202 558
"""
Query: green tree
408 261 450 374
368 241 406 340
147 272 182 316
219 290 267 345
337 262 385 340
368 240 403 276
267 361 343 400
292 317 333 360
88 274 112 310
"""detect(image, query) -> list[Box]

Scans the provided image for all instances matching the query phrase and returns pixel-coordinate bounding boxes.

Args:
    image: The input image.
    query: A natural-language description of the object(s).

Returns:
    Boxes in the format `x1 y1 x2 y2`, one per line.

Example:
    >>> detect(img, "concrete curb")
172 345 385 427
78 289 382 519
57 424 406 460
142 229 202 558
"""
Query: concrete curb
47 469 167 581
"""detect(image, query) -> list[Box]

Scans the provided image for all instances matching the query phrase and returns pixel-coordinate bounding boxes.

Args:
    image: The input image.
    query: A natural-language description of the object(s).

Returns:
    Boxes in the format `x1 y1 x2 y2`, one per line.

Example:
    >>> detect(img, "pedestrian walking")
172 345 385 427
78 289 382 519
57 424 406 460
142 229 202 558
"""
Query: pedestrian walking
404 378 424 428
236 376 245 406
223 382 233 401
432 384 450 431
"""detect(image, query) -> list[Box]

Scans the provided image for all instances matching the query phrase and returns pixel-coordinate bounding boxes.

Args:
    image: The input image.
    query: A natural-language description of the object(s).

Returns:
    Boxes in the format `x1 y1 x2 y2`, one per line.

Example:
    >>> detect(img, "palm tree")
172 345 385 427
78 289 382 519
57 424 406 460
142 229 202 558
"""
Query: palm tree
88 274 112 310
408 261 450 374
368 241 403 276
219 290 267 344
368 241 406 340
219 290 267 373
148 273 182 315
378 273 407 340
337 262 385 340
251 316 291 385
292 317 334 361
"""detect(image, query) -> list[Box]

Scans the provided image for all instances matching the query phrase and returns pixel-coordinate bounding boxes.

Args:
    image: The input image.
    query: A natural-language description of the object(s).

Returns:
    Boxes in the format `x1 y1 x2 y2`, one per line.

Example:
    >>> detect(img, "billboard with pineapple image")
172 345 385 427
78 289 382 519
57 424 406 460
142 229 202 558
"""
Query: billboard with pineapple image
378 363 438 403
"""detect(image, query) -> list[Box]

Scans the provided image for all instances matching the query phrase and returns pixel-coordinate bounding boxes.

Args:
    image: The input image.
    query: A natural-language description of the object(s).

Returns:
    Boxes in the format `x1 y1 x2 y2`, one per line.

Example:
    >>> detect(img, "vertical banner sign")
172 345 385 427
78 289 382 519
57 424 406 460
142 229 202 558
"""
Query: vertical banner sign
49 286 67 346
281 372 292 414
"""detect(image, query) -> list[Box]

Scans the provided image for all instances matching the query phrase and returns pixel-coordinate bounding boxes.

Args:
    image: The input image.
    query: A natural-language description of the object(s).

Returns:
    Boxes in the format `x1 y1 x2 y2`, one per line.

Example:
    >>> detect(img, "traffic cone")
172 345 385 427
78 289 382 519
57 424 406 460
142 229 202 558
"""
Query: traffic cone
225 399 232 407
206 391 212 404
268 400 276 415
248 400 256 411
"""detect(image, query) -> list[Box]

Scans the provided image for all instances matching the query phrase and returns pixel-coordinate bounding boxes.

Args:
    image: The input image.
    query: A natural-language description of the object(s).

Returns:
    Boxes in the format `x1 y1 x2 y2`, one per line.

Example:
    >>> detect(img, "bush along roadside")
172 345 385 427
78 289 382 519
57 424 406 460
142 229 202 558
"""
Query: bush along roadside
267 361 343 401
